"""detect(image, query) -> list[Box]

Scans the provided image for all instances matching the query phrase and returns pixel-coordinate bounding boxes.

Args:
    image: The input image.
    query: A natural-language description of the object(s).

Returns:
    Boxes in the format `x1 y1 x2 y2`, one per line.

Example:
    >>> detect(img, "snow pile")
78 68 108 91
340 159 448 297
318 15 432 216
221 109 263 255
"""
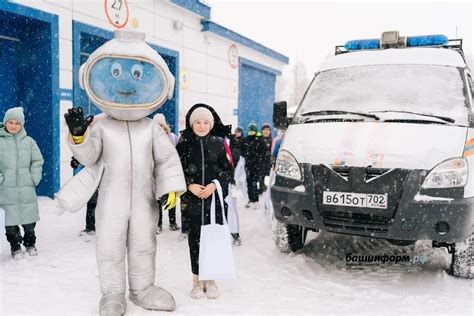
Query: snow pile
1 196 472 315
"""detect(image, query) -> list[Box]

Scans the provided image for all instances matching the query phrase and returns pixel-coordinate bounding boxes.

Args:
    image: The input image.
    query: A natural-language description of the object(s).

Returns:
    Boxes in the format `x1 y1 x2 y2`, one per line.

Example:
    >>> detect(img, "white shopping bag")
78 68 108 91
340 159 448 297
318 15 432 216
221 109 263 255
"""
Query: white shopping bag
263 169 276 225
234 157 247 199
225 185 240 234
199 180 236 281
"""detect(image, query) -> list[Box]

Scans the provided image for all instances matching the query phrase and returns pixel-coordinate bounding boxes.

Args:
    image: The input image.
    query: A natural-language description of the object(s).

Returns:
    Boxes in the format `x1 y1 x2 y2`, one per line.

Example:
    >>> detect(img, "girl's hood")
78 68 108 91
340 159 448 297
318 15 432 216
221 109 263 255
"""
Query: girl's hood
180 103 232 141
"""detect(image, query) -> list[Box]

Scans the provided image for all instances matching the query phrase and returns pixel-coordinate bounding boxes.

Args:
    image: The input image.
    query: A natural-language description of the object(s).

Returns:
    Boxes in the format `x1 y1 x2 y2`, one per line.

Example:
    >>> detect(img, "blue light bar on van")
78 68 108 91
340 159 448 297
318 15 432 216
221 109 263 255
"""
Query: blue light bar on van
344 34 449 51
406 34 448 47
344 39 380 50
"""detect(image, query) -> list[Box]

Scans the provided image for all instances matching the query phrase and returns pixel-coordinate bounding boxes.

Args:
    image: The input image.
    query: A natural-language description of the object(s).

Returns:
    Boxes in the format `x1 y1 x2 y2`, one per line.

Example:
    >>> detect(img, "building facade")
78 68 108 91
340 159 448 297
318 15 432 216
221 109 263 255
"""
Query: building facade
0 0 289 197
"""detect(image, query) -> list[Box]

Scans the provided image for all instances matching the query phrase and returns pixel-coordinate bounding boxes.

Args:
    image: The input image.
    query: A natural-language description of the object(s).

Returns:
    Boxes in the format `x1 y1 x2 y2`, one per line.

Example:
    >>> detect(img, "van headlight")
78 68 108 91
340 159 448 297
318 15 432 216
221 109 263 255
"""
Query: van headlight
421 158 468 189
275 150 302 180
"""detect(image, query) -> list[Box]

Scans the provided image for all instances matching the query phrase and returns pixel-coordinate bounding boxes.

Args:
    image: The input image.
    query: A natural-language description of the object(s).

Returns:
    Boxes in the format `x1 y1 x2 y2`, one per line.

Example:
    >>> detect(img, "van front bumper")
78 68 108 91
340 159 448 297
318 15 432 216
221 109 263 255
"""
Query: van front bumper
271 164 474 243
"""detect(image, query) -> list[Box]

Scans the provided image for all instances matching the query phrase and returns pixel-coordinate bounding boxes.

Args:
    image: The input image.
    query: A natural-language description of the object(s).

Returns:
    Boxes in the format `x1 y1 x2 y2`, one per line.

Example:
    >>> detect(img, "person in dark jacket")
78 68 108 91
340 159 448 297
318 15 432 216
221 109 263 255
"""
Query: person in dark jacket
230 126 244 167
271 129 286 165
259 123 273 194
176 103 233 300
242 122 266 208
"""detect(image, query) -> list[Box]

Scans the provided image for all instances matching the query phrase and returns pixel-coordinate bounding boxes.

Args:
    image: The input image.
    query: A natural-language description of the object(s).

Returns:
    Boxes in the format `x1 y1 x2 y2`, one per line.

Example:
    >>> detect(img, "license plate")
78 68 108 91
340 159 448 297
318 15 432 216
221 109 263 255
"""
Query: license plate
323 191 388 209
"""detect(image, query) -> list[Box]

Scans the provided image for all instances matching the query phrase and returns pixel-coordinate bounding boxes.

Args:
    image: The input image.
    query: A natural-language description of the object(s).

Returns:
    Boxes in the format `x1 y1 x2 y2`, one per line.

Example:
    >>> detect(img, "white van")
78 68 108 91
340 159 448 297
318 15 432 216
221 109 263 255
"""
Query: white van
271 32 473 278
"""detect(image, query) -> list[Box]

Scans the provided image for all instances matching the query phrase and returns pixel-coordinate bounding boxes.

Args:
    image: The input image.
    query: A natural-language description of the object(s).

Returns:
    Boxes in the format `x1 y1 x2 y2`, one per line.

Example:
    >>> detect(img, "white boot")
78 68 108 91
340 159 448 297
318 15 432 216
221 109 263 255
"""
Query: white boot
129 285 175 311
99 293 126 316
190 274 205 300
26 246 38 256
203 280 219 299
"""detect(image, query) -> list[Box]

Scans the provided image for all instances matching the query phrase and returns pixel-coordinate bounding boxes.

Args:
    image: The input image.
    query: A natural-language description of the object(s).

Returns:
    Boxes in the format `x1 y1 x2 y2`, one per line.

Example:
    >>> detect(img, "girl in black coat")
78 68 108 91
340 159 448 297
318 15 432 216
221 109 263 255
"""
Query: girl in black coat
176 103 233 300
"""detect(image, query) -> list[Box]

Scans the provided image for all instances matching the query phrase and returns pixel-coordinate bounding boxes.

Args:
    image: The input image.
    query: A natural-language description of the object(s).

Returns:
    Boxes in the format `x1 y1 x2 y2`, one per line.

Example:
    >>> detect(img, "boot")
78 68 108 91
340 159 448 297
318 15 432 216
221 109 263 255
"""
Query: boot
169 223 180 231
26 246 38 256
203 280 219 299
129 285 175 311
99 293 126 316
232 234 242 246
178 232 187 241
155 225 162 235
12 249 23 260
190 274 205 300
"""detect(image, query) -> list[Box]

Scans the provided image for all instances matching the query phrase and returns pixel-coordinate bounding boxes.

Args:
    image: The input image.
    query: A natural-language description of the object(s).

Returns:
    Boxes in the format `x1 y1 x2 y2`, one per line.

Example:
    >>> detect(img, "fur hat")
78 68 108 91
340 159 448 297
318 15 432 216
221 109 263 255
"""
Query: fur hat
3 107 25 126
189 107 214 129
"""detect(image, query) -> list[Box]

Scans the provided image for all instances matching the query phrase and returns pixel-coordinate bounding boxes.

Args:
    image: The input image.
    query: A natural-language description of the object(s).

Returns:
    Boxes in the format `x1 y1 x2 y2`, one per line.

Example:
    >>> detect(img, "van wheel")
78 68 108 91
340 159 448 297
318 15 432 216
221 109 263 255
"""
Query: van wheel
451 233 473 279
272 219 307 253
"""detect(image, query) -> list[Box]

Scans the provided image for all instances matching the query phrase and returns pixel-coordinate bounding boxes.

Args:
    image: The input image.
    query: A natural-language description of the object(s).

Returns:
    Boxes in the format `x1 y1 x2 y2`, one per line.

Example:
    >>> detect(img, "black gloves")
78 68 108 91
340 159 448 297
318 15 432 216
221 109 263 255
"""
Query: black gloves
70 156 80 169
64 107 93 136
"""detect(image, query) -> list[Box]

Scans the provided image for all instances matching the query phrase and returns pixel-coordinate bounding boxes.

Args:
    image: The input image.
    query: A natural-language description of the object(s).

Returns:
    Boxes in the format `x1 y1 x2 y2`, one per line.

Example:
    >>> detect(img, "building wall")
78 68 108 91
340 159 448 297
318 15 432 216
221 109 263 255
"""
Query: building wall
9 0 287 188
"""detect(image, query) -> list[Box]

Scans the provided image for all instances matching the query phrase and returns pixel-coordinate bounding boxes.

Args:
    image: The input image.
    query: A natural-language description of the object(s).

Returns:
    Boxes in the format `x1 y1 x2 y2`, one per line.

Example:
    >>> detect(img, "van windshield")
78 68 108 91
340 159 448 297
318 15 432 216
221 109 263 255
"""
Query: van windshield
297 64 469 126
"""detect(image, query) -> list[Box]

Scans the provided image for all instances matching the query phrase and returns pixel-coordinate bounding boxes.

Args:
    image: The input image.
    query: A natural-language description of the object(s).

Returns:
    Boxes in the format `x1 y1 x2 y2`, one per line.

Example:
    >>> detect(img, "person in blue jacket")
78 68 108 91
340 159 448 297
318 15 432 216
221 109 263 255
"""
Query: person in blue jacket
0 107 44 259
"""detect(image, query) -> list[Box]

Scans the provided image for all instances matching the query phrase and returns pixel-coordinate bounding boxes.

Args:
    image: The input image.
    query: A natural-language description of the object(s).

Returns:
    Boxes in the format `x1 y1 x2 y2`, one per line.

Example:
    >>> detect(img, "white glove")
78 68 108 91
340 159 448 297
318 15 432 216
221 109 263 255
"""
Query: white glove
53 195 66 216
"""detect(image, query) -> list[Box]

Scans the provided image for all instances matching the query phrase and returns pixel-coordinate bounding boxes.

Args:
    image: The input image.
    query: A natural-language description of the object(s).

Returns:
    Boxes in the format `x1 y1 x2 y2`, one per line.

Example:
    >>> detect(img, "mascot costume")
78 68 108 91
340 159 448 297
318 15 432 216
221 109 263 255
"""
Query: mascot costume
56 30 186 315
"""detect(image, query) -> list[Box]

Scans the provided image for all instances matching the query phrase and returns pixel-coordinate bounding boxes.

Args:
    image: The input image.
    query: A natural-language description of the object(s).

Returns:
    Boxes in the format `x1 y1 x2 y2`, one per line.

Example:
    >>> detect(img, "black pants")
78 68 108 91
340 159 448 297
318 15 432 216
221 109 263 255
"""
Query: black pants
85 190 98 231
246 169 260 203
188 215 202 275
157 198 176 227
5 222 36 253
181 204 190 234
157 200 191 233
158 206 177 227
258 175 266 194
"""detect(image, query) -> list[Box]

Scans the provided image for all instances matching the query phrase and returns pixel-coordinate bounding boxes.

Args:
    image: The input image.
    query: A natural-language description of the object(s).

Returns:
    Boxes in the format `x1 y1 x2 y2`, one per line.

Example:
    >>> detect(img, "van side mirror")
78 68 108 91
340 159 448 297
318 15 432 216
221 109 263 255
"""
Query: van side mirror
273 101 290 129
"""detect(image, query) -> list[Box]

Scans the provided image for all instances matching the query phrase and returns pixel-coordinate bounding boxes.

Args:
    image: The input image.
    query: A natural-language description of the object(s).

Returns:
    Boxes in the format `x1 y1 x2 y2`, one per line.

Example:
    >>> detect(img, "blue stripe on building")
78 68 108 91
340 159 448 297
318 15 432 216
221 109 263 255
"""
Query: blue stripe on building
201 20 289 64
170 0 211 19
239 57 282 76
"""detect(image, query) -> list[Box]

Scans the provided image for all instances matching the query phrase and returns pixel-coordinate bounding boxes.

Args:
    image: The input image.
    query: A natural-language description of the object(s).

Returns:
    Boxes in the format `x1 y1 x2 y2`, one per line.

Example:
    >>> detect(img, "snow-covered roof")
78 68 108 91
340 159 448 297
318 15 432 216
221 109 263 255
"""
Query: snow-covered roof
320 48 466 71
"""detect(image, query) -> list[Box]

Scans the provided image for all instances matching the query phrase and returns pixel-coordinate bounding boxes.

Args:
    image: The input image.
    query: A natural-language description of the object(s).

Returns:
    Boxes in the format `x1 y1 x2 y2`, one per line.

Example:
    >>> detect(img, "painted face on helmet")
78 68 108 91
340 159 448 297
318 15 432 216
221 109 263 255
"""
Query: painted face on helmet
80 31 175 121
88 57 165 106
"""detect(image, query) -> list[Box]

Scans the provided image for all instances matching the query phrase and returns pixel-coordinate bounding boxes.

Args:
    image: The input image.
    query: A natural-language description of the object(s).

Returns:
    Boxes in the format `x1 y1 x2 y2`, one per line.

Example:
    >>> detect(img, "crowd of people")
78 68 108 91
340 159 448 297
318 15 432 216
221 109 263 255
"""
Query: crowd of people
0 104 284 301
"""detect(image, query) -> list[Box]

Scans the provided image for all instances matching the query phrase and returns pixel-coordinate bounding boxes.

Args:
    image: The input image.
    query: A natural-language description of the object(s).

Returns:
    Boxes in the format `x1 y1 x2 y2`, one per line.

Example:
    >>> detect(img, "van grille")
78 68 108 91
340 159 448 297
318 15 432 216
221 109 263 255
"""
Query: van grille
331 165 392 181
312 164 410 233
321 211 392 226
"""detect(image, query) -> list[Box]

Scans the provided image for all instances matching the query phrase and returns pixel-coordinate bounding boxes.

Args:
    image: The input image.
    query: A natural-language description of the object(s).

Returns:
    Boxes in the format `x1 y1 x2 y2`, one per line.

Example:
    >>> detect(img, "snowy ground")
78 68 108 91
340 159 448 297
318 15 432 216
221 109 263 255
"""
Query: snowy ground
1 196 472 315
